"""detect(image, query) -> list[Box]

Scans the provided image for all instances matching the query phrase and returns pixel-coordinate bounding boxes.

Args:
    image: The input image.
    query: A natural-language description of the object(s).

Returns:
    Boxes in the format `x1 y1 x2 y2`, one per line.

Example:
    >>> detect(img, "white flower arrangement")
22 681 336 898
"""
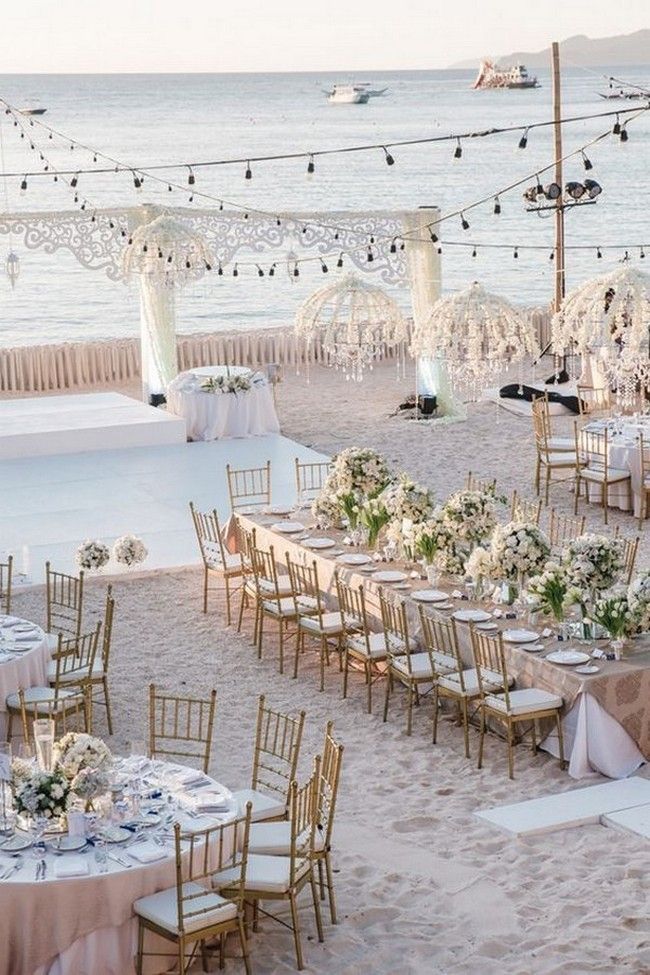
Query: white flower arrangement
526 562 575 622
311 489 341 528
561 534 624 594
71 766 111 803
358 496 391 548
412 508 458 565
490 521 551 581
628 570 650 632
381 473 433 524
442 489 497 546
200 374 252 394
53 732 113 780
590 592 635 639
113 534 148 566
76 539 110 571
329 447 391 497
13 768 70 820
465 546 494 582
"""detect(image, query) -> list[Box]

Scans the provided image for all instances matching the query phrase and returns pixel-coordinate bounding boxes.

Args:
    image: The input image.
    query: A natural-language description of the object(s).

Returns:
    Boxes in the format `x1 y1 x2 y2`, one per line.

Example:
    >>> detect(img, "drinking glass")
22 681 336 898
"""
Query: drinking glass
33 719 55 772
94 838 108 873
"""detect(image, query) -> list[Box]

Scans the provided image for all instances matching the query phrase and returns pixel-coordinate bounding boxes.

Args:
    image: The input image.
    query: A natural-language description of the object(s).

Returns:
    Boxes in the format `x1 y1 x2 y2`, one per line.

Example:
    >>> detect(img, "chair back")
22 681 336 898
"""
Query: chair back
577 383 611 416
418 608 465 682
149 685 217 773
318 723 344 851
54 623 102 688
531 397 554 457
379 592 420 675
250 544 285 610
334 574 371 641
226 462 271 511
616 532 640 584
18 686 87 741
173 802 252 934
0 554 13 615
575 422 610 475
510 491 541 526
286 555 327 624
465 471 497 495
250 694 305 804
289 756 320 888
189 502 229 568
295 458 332 502
548 509 586 550
46 563 84 639
470 628 510 705
101 586 115 672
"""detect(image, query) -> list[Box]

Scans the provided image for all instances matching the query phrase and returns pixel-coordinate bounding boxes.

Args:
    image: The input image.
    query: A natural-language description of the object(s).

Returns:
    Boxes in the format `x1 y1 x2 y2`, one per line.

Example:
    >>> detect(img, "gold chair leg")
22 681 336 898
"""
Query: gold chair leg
135 921 144 975
461 696 470 759
310 869 325 943
342 649 349 700
319 636 327 692
238 916 252 975
178 937 186 975
383 670 392 724
531 719 537 754
278 619 285 674
477 706 485 769
507 719 515 780
224 577 232 626
432 684 439 744
317 858 325 899
555 710 566 770
325 851 338 924
289 892 305 970
203 567 209 614
103 677 113 736
406 683 413 736
366 661 373 714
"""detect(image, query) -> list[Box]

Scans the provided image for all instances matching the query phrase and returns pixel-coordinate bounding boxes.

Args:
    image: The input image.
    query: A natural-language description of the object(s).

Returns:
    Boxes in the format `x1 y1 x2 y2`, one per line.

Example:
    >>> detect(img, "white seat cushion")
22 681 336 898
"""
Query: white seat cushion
207 552 243 574
47 659 103 683
134 881 236 934
232 788 286 823
6 686 82 712
430 650 457 674
262 595 317 618
392 652 434 680
346 631 388 660
485 687 563 716
438 667 513 697
247 821 325 857
542 452 577 467
582 466 630 483
548 436 574 452
300 612 345 636
214 854 310 895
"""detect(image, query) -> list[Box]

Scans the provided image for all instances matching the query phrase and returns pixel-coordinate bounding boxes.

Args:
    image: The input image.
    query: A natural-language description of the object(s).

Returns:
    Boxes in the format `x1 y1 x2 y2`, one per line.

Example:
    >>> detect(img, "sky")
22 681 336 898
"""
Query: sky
3 0 649 73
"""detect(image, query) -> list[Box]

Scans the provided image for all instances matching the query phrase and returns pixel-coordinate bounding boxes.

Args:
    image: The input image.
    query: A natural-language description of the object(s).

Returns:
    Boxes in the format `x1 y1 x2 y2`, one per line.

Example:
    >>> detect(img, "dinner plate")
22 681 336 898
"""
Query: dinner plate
476 621 499 631
0 833 31 853
302 538 336 550
338 554 372 566
453 609 493 623
546 649 591 666
502 629 540 644
575 663 600 674
411 589 449 603
265 506 293 515
373 571 408 584
98 825 132 844
521 643 545 653
271 522 306 534
52 834 87 852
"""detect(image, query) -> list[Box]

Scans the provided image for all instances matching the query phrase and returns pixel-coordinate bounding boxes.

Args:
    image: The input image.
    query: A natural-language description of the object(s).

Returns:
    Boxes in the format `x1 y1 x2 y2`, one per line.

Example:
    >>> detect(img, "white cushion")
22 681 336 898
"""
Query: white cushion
300 612 345 636
485 687 563 716
247 821 326 857
548 436 574 452
6 686 82 712
207 552 243 574
262 595 317 618
438 667 512 697
430 650 457 674
346 631 388 660
542 452 577 467
214 854 310 895
47 659 103 683
582 466 630 483
134 881 236 934
232 788 286 823
392 652 434 680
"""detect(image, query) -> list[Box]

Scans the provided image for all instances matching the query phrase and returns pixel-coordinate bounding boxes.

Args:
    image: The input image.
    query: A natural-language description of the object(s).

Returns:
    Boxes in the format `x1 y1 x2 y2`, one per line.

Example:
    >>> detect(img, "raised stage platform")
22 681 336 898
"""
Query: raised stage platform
0 392 187 459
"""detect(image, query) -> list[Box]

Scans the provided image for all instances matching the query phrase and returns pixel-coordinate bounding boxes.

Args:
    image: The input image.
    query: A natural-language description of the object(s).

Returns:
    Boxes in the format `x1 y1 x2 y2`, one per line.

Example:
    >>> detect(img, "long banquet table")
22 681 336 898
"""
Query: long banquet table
238 513 650 780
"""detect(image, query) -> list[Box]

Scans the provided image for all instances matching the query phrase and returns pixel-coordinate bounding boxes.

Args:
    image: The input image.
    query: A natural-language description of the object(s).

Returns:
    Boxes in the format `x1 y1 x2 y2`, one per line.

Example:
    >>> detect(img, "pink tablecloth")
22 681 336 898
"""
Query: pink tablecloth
0 615 49 738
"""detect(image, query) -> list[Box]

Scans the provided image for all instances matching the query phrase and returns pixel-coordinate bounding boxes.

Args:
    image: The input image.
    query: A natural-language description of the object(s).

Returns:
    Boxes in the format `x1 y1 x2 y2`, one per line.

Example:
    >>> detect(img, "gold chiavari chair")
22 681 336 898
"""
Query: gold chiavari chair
215 759 324 971
380 592 434 737
134 804 253 975
336 574 387 713
532 399 579 503
17 686 88 744
286 555 347 691
189 502 244 623
465 471 497 495
294 458 332 503
148 684 217 774
637 434 650 529
612 528 640 585
0 554 13 614
250 545 312 671
531 393 575 452
7 625 100 740
235 521 258 634
45 562 84 645
470 628 565 779
509 491 542 526
548 508 586 552
232 695 306 823
577 383 611 418
574 422 632 525
226 461 271 512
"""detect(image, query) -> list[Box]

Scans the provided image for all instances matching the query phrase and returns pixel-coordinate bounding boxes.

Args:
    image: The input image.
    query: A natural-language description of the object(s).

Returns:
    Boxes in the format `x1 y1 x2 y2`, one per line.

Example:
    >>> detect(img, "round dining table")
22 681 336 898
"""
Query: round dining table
166 365 280 442
0 755 238 975
0 615 50 739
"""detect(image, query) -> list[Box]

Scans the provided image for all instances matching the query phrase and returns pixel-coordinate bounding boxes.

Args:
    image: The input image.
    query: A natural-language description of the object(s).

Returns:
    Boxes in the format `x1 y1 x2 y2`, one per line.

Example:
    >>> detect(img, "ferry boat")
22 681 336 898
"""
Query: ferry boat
473 60 540 90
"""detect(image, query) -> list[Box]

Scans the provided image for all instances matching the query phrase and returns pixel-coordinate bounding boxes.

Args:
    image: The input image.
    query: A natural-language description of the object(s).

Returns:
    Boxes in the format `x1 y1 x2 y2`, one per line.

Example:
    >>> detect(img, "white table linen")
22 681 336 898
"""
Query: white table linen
584 417 649 515
0 615 49 738
166 366 279 441
0 758 238 975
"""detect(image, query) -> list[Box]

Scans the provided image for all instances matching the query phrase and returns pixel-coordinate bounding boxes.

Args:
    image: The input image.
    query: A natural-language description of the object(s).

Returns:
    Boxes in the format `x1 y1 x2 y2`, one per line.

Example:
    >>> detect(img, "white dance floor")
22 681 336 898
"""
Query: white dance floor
0 434 328 584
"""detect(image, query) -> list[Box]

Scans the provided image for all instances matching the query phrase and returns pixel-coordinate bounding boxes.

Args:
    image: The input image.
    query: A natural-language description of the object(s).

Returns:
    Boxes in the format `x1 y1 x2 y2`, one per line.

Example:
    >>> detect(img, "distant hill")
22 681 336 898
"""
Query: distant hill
450 29 650 69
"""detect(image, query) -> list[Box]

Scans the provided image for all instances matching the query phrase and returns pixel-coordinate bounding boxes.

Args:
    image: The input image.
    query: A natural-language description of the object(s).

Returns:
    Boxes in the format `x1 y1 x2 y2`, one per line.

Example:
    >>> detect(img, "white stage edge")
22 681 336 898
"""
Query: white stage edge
0 392 186 459
0 434 328 583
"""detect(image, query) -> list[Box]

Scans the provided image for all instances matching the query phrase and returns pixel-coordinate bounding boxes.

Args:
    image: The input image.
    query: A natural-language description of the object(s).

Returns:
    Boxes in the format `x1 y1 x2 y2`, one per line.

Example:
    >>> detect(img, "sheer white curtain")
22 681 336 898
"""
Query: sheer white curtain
139 276 178 400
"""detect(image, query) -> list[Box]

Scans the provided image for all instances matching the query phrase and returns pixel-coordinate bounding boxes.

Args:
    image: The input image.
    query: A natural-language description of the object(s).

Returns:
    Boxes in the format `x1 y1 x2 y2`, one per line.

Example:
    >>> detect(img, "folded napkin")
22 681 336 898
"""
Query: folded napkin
53 856 90 878
169 767 210 789
175 813 219 832
179 791 230 814
128 842 168 864
14 633 38 643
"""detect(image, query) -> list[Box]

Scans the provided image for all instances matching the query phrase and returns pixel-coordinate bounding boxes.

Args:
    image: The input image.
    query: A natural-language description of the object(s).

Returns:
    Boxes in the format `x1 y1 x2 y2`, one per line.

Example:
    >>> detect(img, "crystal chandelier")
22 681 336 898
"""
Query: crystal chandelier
122 213 214 288
294 273 408 381
410 281 538 399
551 266 650 407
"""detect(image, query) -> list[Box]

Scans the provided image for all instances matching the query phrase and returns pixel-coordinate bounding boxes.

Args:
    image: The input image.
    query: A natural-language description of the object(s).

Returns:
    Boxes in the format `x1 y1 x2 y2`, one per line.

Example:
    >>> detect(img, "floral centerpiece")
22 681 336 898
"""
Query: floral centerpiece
628 570 650 633
490 522 551 584
561 534 624 597
465 546 494 598
311 490 342 529
312 447 391 530
526 562 580 623
590 592 635 652
358 496 391 549
113 534 148 567
442 490 497 548
53 733 113 779
381 473 433 525
200 374 252 394
71 767 111 809
13 768 70 822
76 539 110 571
411 508 464 576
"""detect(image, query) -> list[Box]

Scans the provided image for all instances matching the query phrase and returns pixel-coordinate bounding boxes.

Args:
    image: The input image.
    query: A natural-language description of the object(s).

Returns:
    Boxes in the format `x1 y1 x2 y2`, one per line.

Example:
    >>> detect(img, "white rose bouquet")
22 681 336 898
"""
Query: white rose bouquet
562 534 624 594
76 539 110 571
14 768 70 820
113 534 148 567
490 521 551 582
54 732 113 780
590 592 635 640
381 473 433 525
311 489 341 528
71 767 111 805
200 374 252 394
330 447 391 497
628 570 650 632
442 489 497 547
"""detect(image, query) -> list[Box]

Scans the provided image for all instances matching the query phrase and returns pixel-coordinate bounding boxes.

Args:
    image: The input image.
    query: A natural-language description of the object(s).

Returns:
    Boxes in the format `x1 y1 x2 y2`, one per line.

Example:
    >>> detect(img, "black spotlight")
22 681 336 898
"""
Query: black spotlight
565 181 585 200
584 179 602 199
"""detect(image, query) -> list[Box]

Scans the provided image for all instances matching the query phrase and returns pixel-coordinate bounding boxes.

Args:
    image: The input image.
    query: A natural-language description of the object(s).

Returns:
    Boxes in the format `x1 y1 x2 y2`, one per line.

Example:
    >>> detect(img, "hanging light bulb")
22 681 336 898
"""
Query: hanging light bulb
269 264 276 276
245 160 252 180
641 247 646 259
460 213 470 231
233 264 239 277
337 253 344 268
549 250 555 261
367 246 374 262
429 231 439 243
389 238 397 254
513 246 519 259
383 146 395 166
188 167 195 186
320 259 328 273
454 138 462 159
257 265 264 277
217 262 223 275
306 155 315 176
581 151 593 171
293 263 300 277
70 173 79 188
472 246 477 258
493 197 501 215
597 247 603 259
20 175 27 193
620 125 629 142
613 115 621 135
133 172 142 190
518 127 529 150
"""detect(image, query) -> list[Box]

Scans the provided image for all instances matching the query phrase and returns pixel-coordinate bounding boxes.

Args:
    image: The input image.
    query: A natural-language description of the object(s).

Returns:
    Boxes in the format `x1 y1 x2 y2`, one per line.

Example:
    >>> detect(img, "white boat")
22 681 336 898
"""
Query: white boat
326 84 370 104
354 83 389 98
473 60 540 90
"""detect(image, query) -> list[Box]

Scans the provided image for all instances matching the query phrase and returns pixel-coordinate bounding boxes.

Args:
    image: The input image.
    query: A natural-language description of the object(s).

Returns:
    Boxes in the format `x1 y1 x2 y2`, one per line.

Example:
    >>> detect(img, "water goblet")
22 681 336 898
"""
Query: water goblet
94 838 108 874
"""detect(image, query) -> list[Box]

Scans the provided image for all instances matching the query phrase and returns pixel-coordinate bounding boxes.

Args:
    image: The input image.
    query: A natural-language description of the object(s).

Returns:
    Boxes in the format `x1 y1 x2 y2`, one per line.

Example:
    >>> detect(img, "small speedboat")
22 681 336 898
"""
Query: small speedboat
598 89 647 100
326 84 370 104
18 106 47 116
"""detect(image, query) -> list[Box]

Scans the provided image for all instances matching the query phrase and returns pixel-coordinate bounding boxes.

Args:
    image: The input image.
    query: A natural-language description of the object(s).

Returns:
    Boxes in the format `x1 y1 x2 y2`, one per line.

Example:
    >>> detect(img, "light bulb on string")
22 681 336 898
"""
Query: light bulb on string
429 231 439 243
269 263 276 277
245 161 252 180
454 138 462 159
641 247 646 259
581 151 593 171
597 247 602 259
471 246 477 258
293 263 300 278
320 259 328 273
337 253 344 269
219 201 224 211
389 238 397 254
233 264 239 277
217 262 223 275
70 173 79 188
367 246 374 262
620 125 629 142
513 246 519 259
132 172 142 191
493 197 501 215
518 127 529 150
383 146 395 166
167 185 173 192
460 213 470 231
257 265 264 277
306 155 315 177
549 250 554 261
188 167 195 186
20 176 27 193
613 115 621 135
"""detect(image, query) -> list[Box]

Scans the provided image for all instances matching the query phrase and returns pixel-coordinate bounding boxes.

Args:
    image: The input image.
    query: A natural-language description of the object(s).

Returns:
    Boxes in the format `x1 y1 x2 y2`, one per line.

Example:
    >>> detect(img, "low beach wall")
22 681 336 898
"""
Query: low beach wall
0 308 552 394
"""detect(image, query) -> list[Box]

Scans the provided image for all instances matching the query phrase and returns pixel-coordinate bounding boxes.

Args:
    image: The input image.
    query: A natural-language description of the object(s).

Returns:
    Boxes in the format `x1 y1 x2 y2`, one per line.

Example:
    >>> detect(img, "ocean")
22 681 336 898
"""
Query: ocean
0 66 648 346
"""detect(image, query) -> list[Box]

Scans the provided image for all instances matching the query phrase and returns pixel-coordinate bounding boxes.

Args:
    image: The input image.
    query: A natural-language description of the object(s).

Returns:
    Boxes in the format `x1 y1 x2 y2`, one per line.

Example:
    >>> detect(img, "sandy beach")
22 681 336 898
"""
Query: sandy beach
8 360 650 974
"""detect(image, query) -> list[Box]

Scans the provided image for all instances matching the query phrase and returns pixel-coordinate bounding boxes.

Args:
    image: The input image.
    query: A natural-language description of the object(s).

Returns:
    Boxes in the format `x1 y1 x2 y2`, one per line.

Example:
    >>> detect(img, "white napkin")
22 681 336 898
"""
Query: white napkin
53 856 90 878
169 767 209 789
128 843 168 864
175 813 218 832
179 790 230 814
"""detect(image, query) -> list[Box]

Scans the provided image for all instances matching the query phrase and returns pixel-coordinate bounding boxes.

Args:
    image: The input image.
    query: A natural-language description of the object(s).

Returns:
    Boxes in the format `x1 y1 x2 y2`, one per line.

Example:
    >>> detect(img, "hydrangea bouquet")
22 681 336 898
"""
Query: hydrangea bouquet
14 768 70 821
561 534 624 596
112 534 148 567
53 732 113 780
442 489 497 548
76 540 110 571
490 522 551 582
